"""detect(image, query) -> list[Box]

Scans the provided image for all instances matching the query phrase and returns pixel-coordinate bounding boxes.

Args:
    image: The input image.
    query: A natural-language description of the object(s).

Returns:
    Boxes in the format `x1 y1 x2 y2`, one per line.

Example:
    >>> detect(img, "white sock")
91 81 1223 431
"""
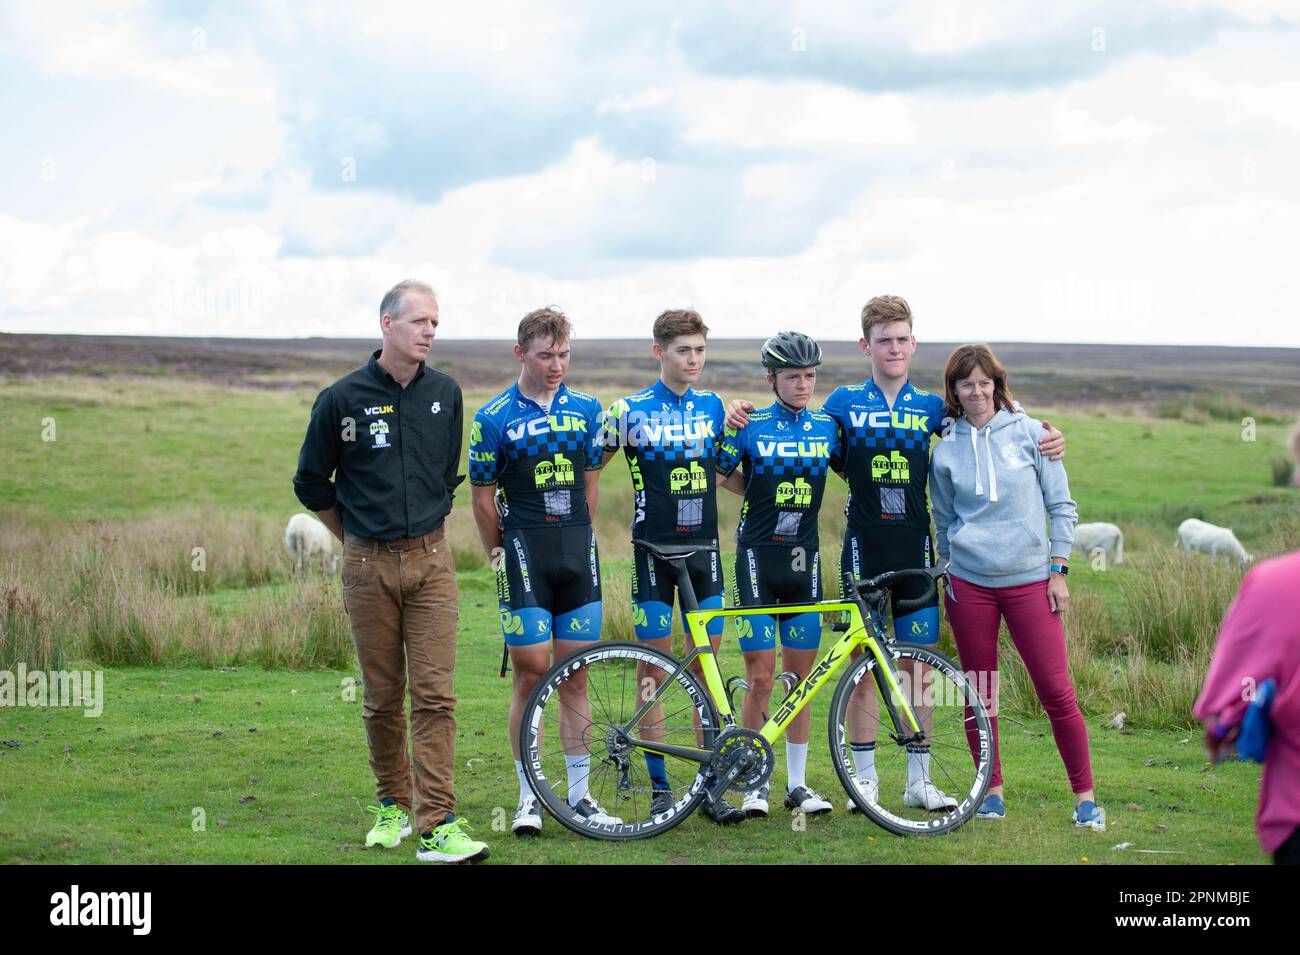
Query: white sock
565 754 590 807
906 746 928 787
515 759 530 803
851 742 877 783
786 742 808 791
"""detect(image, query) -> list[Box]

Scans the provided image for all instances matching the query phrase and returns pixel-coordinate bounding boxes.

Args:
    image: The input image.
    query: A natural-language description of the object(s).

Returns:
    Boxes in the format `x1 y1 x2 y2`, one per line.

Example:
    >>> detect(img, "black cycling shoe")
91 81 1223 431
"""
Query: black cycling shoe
651 790 674 815
702 796 746 826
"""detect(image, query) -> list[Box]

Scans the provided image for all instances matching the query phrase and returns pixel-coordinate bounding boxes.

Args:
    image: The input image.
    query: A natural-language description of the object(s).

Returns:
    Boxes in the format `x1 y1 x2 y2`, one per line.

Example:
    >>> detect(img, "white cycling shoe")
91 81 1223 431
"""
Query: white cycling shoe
742 784 770 818
846 777 880 813
512 795 542 836
903 779 958 811
571 794 623 826
785 785 834 815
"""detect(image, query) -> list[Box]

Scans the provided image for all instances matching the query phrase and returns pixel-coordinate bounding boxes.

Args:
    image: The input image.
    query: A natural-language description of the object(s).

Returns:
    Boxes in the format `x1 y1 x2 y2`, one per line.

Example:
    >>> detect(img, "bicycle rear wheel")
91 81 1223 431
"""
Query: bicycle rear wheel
519 641 722 841
828 643 992 836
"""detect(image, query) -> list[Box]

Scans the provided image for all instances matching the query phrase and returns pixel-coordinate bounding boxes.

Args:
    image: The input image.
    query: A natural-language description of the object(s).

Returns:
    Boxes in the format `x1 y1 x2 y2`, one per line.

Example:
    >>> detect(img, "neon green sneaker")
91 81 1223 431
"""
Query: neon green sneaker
365 802 412 849
416 814 490 864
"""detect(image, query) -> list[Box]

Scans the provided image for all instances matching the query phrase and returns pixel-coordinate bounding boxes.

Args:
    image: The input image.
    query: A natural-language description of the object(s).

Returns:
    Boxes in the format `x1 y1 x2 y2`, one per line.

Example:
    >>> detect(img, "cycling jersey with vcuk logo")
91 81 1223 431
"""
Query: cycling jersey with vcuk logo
600 379 726 547
819 379 945 529
717 402 841 548
468 382 605 528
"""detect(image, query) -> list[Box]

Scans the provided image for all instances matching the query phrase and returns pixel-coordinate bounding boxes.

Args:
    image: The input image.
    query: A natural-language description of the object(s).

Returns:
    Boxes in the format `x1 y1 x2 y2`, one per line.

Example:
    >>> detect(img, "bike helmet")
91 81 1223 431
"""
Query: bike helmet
760 330 823 369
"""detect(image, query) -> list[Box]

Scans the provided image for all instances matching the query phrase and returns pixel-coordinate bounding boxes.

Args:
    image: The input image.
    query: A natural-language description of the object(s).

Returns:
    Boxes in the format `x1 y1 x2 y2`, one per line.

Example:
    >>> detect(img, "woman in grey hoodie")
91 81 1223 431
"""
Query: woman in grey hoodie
929 344 1104 831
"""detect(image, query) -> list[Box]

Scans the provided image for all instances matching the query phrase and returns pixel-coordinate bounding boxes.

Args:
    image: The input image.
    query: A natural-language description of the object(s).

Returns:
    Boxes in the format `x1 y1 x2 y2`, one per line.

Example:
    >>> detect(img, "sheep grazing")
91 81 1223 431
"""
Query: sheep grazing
1174 518 1253 566
285 512 339 574
1072 522 1124 566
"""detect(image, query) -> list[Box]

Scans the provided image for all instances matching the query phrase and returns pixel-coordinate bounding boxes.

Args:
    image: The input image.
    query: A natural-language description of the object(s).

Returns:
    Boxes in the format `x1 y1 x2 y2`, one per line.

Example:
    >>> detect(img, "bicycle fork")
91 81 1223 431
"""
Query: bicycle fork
865 636 926 746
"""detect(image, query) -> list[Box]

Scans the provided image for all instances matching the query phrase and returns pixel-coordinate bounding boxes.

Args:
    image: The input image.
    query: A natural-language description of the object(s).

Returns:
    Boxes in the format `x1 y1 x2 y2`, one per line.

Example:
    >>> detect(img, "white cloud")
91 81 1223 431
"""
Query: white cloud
1 1 1299 347
678 78 916 148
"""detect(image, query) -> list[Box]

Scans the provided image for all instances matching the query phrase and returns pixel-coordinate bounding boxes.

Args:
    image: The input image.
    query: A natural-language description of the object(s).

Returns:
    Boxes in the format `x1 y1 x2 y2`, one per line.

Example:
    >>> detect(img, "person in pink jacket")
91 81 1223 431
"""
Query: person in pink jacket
1194 424 1300 864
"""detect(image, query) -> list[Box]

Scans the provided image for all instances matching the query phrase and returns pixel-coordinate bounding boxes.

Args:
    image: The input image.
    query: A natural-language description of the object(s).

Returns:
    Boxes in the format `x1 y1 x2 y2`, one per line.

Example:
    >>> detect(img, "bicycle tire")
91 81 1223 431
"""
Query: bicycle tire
519 641 722 841
828 642 992 836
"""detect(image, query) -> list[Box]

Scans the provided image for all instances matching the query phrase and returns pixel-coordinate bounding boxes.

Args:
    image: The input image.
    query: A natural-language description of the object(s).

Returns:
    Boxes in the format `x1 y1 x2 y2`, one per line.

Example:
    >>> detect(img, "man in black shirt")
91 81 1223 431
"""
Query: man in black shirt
293 279 488 863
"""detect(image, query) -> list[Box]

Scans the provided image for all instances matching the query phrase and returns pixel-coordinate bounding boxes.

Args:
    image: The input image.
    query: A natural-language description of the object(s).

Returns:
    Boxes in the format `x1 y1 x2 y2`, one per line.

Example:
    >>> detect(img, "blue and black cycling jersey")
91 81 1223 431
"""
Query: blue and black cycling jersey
821 378 943 643
601 379 727 646
468 382 605 530
820 379 945 530
600 379 726 548
716 402 841 549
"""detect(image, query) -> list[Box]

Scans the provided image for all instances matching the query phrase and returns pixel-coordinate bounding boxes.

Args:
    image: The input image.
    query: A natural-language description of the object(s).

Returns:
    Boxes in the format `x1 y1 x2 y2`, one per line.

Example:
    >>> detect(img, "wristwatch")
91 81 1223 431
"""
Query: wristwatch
1050 563 1069 576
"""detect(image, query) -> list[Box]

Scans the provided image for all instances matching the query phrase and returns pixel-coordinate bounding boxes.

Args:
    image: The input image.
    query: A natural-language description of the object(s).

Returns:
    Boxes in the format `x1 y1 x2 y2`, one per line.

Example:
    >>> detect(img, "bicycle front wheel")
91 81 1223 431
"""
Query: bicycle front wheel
828 642 992 836
519 641 722 841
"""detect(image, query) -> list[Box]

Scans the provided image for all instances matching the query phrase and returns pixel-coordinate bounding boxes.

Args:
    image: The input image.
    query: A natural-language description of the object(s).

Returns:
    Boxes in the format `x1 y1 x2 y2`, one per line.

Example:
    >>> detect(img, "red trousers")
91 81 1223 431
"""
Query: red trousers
944 575 1094 794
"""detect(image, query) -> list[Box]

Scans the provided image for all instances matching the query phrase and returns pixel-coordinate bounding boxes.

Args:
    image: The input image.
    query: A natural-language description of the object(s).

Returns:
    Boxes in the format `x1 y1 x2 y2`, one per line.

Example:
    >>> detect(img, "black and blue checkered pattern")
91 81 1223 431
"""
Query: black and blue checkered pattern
602 379 725 545
468 382 604 530
717 403 840 548
821 378 945 530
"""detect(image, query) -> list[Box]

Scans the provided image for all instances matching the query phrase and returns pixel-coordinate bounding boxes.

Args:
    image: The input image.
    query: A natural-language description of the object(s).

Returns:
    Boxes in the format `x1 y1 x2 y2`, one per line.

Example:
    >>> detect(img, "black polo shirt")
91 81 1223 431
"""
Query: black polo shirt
293 349 465 540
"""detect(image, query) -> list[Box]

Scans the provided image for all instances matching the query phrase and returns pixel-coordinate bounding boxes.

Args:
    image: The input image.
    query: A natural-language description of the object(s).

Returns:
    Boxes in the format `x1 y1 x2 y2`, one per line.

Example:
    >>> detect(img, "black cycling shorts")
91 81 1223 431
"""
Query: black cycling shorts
496 524 602 646
839 523 940 644
731 544 823 652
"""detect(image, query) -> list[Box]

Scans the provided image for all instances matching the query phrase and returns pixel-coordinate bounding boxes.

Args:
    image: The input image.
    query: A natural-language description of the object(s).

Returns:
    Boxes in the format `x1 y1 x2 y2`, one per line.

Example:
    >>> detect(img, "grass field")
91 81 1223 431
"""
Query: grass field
0 653 1265 865
1 360 1296 864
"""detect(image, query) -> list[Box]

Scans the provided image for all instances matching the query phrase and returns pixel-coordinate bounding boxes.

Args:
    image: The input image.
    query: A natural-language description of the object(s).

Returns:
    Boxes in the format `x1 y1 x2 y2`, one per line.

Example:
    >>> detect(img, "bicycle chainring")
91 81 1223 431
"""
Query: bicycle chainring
710 728 774 792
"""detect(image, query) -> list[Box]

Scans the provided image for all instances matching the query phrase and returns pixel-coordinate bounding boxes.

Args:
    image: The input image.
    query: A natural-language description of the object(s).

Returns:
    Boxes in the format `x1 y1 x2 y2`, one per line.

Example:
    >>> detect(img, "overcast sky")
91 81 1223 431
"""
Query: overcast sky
2 1 1298 345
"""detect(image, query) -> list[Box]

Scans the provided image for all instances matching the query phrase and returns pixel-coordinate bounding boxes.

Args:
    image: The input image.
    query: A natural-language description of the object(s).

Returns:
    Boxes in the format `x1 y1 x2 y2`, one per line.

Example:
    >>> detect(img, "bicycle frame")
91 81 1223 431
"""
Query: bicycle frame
620 599 924 766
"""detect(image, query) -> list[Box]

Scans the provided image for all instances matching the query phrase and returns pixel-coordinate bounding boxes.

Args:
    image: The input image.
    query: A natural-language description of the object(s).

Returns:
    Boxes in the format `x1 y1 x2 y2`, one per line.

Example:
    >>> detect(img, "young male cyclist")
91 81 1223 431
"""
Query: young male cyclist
469 307 619 836
727 295 1064 812
597 308 745 825
716 332 841 817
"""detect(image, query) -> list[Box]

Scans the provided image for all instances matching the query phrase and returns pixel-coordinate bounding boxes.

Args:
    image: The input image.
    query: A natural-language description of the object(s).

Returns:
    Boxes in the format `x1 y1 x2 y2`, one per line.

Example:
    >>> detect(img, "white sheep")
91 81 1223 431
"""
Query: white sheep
1072 522 1124 566
1174 518 1253 566
285 512 339 574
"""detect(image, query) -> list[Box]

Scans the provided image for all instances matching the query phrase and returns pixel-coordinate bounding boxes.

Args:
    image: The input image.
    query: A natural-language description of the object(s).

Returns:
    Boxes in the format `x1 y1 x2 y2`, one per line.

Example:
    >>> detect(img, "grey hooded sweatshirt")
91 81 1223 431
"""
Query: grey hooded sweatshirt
929 409 1077 588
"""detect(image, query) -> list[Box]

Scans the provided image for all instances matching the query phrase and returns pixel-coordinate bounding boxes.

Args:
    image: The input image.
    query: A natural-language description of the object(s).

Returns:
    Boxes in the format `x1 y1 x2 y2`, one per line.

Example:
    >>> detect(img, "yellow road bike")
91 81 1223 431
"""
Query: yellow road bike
520 539 993 840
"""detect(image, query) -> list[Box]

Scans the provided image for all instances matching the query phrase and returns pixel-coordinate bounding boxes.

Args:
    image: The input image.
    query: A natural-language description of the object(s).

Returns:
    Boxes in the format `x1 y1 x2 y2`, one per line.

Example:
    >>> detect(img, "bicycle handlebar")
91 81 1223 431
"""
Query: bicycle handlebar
841 564 947 616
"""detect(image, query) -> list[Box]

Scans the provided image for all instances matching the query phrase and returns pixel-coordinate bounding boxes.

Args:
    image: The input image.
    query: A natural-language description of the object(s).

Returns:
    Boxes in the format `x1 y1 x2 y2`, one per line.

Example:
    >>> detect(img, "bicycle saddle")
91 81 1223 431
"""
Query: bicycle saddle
631 538 717 561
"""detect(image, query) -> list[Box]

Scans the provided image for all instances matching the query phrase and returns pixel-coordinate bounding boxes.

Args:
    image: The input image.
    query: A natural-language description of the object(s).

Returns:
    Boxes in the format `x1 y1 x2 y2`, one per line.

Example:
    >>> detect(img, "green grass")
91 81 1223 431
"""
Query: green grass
0 654 1267 865
1 375 1294 863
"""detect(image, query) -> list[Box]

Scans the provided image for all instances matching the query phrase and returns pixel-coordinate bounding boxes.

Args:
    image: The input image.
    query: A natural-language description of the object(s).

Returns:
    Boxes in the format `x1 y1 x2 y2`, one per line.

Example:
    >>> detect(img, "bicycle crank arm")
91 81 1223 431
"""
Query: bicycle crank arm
706 760 746 804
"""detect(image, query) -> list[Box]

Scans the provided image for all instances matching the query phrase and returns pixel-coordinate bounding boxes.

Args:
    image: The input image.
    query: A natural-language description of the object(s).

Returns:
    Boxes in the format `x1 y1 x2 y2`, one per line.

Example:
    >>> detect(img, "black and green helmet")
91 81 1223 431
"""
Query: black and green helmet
760 330 823 369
